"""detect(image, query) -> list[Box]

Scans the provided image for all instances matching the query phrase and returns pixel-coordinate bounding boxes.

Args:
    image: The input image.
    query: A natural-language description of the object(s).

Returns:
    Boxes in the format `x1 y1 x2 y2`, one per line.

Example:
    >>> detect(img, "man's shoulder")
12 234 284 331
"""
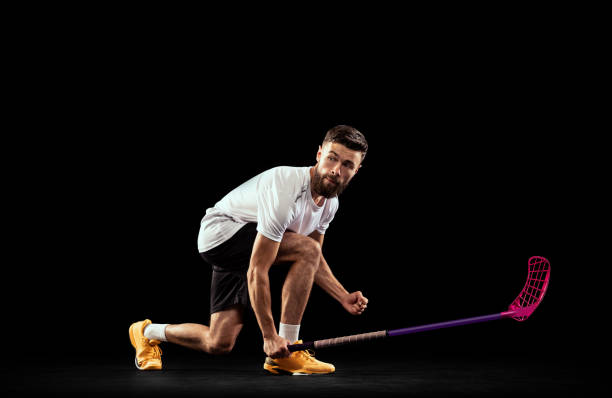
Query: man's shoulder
262 166 309 190
326 195 340 212
266 165 309 177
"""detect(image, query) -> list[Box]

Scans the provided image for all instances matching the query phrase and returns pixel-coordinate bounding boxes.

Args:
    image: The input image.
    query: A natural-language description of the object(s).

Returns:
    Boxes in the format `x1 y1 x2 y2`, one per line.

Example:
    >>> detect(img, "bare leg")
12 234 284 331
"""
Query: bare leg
273 232 322 325
165 304 244 355
165 232 319 354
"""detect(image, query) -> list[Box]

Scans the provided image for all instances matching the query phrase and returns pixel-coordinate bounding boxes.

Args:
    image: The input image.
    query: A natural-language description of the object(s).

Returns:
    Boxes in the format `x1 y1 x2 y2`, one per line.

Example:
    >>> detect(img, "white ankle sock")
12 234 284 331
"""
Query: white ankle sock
143 323 169 342
278 323 300 343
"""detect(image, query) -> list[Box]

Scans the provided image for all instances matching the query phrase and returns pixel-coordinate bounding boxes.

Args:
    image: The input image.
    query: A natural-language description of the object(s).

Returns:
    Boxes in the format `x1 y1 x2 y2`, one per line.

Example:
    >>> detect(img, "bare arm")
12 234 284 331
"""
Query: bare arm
309 231 368 315
246 232 290 357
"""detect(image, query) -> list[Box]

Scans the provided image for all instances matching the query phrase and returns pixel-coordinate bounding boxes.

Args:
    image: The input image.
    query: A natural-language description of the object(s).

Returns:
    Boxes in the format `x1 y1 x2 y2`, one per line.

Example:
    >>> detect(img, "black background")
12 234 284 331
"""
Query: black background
4 15 606 395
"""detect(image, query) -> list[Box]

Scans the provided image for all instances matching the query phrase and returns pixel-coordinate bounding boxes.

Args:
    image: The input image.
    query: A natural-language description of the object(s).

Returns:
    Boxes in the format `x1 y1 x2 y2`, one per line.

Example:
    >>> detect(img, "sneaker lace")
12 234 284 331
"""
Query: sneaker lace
147 340 162 360
296 349 316 362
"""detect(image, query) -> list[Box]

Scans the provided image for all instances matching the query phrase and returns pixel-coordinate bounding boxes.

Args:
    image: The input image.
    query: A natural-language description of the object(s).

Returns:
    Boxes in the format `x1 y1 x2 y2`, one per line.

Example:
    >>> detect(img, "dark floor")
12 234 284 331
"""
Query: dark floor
3 350 602 397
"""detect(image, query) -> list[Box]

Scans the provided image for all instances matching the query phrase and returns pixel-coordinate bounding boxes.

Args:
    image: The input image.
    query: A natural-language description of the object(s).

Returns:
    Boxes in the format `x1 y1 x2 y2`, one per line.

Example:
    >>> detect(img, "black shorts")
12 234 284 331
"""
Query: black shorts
200 223 258 314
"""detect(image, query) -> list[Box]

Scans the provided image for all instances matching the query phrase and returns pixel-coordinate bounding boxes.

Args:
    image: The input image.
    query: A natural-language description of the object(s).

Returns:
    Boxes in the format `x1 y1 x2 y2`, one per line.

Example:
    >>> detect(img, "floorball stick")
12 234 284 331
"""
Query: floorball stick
288 256 550 352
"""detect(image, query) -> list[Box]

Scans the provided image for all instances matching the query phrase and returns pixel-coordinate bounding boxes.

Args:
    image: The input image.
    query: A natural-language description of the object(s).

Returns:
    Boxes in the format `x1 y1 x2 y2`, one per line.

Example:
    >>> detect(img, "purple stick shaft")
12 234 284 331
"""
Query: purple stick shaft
387 313 503 337
288 312 511 352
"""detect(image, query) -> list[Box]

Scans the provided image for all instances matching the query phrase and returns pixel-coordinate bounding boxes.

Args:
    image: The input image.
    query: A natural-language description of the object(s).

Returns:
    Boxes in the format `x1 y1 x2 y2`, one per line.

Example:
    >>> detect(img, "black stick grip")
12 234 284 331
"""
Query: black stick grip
287 341 315 352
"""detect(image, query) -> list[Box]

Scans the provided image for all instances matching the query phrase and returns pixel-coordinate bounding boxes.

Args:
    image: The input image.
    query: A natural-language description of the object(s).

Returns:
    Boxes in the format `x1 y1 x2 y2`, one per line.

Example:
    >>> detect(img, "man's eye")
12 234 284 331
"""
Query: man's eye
328 156 337 161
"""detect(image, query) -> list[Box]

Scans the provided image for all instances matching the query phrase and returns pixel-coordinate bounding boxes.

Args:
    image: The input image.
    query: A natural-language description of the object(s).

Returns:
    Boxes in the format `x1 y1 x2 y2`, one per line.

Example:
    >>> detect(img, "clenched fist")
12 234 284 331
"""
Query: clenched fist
341 291 368 315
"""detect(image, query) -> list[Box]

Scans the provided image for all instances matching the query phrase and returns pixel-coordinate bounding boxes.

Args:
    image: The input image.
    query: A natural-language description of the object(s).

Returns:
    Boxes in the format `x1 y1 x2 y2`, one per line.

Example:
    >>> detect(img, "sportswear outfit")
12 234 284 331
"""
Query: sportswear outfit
130 166 338 374
199 166 338 315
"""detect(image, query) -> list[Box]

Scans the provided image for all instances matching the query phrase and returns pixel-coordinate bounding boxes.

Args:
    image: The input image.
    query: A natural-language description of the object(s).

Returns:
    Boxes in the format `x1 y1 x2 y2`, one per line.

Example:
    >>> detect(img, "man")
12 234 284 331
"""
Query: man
129 125 369 375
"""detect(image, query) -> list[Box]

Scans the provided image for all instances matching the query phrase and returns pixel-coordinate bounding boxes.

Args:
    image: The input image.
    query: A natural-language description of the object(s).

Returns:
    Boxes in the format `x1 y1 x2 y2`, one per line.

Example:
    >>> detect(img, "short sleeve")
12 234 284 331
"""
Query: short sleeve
256 187 296 242
316 198 339 234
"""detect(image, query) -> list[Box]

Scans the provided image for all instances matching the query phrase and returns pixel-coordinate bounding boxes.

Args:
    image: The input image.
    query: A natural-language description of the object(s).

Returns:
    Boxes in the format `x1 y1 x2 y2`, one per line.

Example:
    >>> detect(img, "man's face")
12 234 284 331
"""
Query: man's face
312 142 362 198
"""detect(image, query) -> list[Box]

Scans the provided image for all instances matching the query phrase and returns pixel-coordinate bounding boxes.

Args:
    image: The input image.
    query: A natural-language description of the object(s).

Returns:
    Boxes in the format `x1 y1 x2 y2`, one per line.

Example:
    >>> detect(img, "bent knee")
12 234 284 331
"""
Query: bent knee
277 233 322 267
207 338 235 355
300 238 322 262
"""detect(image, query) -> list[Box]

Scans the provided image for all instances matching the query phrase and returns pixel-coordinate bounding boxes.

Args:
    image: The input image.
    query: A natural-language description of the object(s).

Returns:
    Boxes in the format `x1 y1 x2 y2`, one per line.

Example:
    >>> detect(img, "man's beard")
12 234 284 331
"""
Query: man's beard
312 167 348 198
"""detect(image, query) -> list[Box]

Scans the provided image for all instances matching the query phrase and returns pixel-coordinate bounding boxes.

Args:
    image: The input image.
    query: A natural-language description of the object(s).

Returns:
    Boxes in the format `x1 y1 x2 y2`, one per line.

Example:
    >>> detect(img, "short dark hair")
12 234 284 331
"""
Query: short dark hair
323 125 368 161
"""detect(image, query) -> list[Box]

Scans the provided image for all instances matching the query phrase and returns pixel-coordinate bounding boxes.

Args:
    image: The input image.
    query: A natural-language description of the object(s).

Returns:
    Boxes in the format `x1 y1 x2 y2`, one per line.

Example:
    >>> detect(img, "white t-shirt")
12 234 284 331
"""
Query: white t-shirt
198 166 339 253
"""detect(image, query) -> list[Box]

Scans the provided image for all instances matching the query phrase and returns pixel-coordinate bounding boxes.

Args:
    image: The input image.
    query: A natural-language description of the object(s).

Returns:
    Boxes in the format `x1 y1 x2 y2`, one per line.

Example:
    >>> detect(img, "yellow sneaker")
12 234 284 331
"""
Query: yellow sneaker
129 319 162 370
263 340 335 375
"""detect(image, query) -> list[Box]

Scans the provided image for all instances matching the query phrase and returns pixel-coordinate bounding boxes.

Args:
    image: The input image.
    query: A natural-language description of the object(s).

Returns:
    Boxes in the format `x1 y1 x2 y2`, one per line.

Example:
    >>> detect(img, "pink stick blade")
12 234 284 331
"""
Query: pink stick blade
507 256 551 321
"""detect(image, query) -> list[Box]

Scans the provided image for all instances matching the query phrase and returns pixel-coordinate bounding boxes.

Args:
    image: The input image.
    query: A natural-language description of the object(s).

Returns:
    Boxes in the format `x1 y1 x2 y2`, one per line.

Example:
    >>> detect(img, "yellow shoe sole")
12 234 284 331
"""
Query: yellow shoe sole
263 358 334 375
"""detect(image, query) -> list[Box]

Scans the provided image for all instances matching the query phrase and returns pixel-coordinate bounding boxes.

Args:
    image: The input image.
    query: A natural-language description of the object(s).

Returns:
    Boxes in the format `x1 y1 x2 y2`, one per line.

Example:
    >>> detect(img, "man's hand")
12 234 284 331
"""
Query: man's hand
341 291 368 315
263 335 292 358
